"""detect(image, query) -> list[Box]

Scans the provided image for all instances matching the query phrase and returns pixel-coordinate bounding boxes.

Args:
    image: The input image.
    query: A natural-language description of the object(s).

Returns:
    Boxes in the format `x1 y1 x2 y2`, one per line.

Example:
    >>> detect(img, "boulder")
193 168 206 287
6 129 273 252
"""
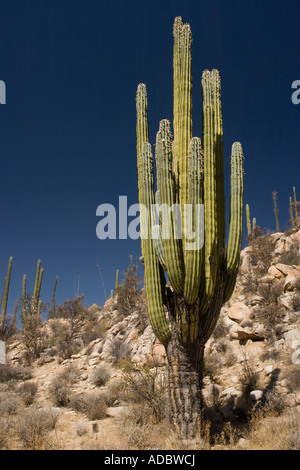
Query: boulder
229 324 264 341
228 303 251 324
284 269 300 292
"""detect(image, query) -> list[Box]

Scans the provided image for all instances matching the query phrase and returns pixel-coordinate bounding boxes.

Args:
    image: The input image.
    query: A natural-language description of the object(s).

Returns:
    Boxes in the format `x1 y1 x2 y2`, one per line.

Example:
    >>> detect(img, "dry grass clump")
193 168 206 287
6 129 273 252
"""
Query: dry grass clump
245 410 300 450
117 403 168 450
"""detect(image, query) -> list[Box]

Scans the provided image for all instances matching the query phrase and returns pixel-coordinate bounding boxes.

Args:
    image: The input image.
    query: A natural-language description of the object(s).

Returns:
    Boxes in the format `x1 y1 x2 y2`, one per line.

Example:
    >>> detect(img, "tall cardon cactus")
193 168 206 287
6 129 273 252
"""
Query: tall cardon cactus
0 257 13 336
136 17 244 437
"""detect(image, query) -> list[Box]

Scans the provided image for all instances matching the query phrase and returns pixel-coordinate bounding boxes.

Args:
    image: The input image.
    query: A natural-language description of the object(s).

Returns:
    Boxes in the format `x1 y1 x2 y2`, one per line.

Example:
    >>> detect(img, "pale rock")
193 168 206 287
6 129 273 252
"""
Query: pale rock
268 266 283 278
264 365 273 375
284 269 300 292
283 328 300 347
229 324 264 341
274 263 295 276
250 295 264 306
228 303 252 324
250 390 263 401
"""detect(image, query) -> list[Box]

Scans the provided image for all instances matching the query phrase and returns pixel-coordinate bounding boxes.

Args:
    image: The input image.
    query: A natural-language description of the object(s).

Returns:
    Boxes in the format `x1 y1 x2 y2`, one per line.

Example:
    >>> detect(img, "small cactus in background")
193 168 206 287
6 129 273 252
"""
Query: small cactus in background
0 257 13 336
22 260 44 329
51 276 58 318
246 204 252 237
293 186 298 220
115 269 119 294
22 274 28 325
290 196 295 228
136 16 244 437
272 191 280 232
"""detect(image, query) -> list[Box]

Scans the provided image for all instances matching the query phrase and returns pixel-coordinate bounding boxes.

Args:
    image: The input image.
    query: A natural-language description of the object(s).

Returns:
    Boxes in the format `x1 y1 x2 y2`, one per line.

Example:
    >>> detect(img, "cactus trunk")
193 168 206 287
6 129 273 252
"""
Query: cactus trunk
0 257 13 336
136 17 244 438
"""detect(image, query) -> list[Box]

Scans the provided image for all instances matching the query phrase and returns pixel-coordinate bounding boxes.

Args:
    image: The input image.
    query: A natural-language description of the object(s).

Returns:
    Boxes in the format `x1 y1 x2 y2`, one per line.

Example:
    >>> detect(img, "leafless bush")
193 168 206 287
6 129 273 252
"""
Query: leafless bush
284 365 300 392
18 381 38 406
48 296 87 359
90 364 111 387
70 393 107 420
17 407 59 450
119 358 167 422
0 390 21 416
0 364 32 383
48 365 79 407
116 260 143 318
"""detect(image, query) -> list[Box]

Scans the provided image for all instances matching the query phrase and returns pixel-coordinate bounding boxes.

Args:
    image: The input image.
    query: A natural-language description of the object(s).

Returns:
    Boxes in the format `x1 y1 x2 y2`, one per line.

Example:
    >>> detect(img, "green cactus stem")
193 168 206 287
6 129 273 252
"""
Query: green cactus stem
0 257 13 336
136 17 244 437
293 186 298 221
51 276 58 318
290 196 295 228
246 204 252 237
22 274 27 325
115 269 119 294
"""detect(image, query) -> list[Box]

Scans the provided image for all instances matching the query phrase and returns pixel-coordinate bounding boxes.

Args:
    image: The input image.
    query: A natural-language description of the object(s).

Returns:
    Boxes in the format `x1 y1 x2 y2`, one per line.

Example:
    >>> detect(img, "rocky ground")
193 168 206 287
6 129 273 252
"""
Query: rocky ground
1 229 300 450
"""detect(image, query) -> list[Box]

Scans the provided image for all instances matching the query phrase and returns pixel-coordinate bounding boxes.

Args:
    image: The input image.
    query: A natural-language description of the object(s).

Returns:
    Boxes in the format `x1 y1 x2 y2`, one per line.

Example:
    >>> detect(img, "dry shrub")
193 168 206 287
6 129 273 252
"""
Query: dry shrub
283 364 300 392
119 358 167 422
18 381 38 406
117 404 168 450
0 364 32 383
90 364 111 387
17 407 60 450
246 410 300 450
70 392 107 420
0 390 21 416
48 365 78 407
0 418 11 450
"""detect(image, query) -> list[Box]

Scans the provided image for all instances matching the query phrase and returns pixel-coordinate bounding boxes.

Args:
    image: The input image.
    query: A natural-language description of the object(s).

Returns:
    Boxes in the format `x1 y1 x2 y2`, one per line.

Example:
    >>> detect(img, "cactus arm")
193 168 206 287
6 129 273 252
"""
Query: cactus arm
136 84 149 175
139 142 170 344
152 225 167 270
184 137 204 305
178 23 193 215
224 142 244 302
201 70 220 306
173 16 182 179
155 119 184 293
33 259 41 301
0 257 13 334
37 267 44 301
212 69 226 258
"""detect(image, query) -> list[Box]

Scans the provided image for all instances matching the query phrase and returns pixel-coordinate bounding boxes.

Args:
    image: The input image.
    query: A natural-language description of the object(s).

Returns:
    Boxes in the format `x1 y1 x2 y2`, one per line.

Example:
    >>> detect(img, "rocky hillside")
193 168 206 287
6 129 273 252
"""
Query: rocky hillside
1 228 300 450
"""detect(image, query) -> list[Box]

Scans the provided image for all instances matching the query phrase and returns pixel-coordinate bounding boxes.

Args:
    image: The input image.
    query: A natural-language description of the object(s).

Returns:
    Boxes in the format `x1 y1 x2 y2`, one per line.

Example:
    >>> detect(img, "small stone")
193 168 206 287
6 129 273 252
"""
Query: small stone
250 390 263 401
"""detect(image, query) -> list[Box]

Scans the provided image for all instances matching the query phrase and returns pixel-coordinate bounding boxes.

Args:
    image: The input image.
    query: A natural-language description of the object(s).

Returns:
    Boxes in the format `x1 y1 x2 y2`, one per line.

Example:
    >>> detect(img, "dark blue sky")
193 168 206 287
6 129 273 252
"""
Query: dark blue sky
1 0 299 315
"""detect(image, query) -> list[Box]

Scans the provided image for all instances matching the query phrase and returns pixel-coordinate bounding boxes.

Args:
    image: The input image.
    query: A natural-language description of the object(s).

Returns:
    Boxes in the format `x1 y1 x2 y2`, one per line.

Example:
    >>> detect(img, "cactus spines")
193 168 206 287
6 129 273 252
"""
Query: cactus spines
0 257 13 335
136 17 244 436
